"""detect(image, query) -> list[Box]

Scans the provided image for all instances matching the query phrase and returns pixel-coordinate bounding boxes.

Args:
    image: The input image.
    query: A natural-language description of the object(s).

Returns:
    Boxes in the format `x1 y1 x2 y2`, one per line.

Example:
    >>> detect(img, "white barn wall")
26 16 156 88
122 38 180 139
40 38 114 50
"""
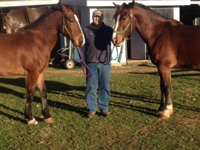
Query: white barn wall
87 0 190 7
174 7 180 21
0 0 59 7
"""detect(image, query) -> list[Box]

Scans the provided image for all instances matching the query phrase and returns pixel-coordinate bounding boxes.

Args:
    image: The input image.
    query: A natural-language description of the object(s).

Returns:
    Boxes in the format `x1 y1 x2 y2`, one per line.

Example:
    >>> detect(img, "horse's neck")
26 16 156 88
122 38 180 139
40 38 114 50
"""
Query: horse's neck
133 5 167 46
26 11 62 51
36 11 61 34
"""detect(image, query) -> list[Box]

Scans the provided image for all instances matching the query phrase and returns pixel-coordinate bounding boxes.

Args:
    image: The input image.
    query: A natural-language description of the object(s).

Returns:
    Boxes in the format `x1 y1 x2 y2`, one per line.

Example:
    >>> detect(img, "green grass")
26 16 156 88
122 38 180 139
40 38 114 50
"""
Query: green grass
0 65 200 149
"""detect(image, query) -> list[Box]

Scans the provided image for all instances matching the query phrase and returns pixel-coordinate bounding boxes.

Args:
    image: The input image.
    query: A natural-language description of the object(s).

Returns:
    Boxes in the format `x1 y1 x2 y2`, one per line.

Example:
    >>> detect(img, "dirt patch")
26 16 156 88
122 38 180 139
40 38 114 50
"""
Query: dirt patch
46 62 158 75
111 65 157 73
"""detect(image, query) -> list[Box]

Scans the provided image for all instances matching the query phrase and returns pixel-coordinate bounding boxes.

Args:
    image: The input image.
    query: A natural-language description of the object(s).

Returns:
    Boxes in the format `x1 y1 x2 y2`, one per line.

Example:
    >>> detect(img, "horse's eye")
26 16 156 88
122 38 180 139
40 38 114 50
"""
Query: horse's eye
69 20 74 23
122 17 126 21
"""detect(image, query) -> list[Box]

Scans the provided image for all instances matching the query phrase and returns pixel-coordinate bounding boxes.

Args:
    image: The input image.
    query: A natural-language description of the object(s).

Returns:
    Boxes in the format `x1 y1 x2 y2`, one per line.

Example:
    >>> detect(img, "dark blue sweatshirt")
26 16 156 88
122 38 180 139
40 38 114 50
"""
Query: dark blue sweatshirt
83 22 113 63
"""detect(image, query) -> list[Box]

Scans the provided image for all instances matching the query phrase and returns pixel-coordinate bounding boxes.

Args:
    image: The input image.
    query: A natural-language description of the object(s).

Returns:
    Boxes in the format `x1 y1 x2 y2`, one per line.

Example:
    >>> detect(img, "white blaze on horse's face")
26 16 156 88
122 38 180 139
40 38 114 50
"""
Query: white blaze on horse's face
112 14 123 47
74 14 85 47
113 14 120 39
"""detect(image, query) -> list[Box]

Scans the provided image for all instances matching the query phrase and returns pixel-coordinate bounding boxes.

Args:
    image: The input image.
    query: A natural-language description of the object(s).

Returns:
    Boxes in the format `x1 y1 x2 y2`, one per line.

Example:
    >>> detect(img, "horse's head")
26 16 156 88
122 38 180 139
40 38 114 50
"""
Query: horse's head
112 1 135 47
60 4 85 48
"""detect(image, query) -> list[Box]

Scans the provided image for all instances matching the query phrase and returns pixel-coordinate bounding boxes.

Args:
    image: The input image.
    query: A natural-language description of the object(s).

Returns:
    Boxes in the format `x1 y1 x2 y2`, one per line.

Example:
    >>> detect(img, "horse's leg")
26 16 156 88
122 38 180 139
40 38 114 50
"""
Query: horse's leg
25 72 39 125
157 77 166 115
157 65 173 119
37 72 54 124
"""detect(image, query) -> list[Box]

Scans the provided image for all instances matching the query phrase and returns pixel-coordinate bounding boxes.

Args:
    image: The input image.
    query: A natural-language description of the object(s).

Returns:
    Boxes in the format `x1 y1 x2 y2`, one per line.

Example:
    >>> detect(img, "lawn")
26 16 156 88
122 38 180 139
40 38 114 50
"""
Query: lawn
0 63 200 150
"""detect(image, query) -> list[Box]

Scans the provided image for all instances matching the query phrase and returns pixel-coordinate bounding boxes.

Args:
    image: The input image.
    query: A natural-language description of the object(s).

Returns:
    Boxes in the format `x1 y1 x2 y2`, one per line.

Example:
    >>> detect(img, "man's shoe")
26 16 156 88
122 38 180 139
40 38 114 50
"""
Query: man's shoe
88 112 95 118
101 111 110 117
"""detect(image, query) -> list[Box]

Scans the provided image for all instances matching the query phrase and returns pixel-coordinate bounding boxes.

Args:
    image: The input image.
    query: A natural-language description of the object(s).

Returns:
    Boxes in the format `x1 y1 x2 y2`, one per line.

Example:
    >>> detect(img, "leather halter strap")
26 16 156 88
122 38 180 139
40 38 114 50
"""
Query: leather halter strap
62 14 84 40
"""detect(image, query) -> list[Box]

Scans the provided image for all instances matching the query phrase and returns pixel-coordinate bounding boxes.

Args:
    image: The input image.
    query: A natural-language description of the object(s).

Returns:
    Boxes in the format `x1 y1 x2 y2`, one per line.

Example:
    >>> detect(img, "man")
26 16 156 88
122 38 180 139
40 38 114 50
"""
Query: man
83 10 113 118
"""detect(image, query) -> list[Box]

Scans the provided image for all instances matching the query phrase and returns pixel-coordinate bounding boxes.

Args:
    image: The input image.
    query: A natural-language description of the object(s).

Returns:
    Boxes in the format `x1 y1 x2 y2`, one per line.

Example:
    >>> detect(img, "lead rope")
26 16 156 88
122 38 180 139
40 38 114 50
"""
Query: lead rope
57 43 92 77
71 44 92 78
111 43 124 63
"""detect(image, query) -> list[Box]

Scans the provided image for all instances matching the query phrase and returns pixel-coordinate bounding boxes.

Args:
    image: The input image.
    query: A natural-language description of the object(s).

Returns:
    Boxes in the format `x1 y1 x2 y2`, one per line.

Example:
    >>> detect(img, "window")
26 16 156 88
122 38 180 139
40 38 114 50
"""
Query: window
100 9 115 28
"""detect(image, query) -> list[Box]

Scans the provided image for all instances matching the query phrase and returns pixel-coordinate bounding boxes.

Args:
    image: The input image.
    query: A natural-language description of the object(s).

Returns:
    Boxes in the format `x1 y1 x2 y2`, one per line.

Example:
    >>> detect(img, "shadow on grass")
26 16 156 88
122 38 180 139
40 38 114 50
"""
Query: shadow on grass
0 103 27 124
0 77 88 123
0 76 200 123
129 68 200 78
110 101 158 117
110 90 159 117
0 85 25 98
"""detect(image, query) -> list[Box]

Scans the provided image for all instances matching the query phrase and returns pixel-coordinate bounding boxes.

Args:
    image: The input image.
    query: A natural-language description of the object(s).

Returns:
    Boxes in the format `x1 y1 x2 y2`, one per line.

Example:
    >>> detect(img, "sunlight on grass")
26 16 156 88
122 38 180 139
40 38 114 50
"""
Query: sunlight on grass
0 66 200 149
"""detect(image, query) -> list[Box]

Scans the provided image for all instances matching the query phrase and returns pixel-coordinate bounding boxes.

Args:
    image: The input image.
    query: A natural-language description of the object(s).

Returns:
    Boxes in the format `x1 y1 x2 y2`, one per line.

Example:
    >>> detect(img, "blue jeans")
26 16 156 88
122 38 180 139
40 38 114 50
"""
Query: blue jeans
86 62 111 113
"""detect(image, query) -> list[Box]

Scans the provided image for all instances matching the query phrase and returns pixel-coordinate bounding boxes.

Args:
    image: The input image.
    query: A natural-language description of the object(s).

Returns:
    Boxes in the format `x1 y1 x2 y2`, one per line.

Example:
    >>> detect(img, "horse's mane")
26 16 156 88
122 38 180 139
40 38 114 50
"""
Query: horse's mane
19 3 79 31
38 3 78 18
114 1 171 20
135 3 170 20
51 3 79 18
135 3 183 24
51 3 77 14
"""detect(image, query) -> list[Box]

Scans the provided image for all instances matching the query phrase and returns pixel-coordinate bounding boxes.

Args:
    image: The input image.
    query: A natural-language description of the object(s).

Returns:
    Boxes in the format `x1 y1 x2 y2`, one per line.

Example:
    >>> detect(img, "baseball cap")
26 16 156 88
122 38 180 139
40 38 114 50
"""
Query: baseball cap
93 10 103 17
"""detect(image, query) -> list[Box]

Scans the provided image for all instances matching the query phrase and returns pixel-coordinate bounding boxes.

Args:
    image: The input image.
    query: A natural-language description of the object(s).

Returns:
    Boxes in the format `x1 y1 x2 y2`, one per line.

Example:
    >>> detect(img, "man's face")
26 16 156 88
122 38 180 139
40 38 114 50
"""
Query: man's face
93 16 103 26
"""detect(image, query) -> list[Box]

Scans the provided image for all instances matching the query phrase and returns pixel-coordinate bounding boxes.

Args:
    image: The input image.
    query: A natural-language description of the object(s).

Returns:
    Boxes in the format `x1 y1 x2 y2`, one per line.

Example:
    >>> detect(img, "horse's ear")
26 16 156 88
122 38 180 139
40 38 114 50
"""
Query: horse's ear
60 4 67 12
129 1 135 8
113 2 119 8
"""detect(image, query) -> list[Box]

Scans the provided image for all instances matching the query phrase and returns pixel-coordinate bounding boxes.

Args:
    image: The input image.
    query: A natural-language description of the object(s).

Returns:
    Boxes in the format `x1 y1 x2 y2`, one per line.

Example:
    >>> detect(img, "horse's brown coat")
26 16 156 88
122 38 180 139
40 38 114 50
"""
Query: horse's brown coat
113 1 200 119
0 3 84 124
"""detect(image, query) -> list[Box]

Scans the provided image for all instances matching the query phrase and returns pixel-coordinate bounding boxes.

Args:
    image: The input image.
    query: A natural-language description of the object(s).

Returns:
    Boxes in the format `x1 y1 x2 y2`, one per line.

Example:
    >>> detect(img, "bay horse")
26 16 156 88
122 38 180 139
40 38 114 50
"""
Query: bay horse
0 3 85 124
112 0 200 119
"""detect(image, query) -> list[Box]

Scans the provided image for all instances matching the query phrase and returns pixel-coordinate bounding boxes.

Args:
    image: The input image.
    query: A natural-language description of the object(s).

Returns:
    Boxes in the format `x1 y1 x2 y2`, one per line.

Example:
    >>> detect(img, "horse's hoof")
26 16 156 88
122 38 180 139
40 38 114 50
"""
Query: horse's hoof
44 118 55 124
27 118 38 125
159 108 173 120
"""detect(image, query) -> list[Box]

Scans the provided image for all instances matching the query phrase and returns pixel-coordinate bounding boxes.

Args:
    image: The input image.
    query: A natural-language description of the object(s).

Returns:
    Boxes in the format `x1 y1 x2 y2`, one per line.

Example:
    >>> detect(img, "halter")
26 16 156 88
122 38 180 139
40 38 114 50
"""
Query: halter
62 14 84 40
113 10 133 40
111 10 133 62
